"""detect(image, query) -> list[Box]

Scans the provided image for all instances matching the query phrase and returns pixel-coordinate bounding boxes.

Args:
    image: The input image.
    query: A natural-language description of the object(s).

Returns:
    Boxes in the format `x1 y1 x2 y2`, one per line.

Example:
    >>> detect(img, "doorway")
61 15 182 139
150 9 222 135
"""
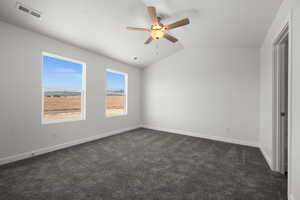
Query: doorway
273 24 289 175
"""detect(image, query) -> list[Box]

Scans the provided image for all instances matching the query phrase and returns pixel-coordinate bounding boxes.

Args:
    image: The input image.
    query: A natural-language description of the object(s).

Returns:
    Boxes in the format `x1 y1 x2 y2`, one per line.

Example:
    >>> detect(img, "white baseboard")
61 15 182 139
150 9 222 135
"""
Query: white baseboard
259 144 273 170
0 125 140 166
141 125 258 147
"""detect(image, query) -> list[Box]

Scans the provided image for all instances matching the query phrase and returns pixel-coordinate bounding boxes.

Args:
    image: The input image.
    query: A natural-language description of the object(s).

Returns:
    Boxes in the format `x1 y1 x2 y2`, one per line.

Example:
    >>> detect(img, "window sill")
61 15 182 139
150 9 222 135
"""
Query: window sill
106 113 128 118
42 117 85 125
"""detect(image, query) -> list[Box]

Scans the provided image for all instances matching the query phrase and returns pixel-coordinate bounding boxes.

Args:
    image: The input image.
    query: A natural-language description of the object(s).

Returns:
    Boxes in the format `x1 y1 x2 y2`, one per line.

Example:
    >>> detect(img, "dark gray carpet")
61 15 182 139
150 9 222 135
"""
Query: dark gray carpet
0 128 287 200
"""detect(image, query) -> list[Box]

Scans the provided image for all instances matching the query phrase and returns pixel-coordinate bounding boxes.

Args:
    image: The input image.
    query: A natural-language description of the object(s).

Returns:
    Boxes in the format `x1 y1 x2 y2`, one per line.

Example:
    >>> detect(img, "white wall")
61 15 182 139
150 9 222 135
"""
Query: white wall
0 21 141 164
142 48 260 146
291 1 300 199
259 0 292 169
258 0 300 199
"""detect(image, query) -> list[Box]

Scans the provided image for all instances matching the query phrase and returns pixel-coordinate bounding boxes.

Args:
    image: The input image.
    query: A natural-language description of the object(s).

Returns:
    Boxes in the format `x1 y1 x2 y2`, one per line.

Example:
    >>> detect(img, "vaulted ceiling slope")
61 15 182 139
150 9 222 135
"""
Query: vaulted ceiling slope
0 0 283 67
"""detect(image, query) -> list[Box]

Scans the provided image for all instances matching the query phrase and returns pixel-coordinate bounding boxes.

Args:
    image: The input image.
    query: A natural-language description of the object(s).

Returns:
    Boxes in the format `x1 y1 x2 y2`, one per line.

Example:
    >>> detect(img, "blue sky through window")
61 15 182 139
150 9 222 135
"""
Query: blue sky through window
106 71 125 91
43 55 125 91
43 56 83 90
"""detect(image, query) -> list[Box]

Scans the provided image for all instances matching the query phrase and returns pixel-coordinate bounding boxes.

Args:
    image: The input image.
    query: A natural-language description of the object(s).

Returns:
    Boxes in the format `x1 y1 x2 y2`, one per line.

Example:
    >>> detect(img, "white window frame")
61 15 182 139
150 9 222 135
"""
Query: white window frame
105 69 128 118
41 52 86 124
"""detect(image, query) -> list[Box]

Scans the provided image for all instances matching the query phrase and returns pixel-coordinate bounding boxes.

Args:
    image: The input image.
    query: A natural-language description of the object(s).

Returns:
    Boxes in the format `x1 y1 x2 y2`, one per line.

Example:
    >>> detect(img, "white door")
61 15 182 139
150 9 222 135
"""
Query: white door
279 38 288 174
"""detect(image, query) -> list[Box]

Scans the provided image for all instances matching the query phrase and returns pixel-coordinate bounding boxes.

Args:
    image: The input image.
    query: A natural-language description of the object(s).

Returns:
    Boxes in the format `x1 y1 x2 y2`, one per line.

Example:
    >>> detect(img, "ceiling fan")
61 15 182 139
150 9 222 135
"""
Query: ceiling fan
126 7 190 44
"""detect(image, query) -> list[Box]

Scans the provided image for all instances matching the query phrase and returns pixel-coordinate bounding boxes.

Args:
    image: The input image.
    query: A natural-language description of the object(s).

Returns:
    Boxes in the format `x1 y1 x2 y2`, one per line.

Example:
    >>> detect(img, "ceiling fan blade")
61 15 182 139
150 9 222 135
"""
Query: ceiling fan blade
144 37 153 44
163 33 178 43
165 18 190 30
127 27 150 32
147 7 159 25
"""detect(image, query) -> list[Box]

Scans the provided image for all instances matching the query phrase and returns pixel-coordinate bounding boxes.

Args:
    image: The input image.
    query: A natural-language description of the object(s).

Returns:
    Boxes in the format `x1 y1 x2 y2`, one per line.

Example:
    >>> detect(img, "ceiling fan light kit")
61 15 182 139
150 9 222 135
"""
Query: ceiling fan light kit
150 25 165 40
126 6 190 45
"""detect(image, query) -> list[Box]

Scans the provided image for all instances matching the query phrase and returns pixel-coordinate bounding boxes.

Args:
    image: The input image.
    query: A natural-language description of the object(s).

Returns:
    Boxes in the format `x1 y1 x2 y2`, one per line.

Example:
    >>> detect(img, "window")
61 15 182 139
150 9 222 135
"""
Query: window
106 69 127 117
42 53 86 123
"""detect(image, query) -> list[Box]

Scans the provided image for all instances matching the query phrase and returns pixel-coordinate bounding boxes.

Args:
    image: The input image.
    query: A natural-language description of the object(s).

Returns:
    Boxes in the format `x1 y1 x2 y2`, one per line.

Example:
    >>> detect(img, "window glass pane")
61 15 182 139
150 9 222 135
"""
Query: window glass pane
106 71 126 117
43 55 84 122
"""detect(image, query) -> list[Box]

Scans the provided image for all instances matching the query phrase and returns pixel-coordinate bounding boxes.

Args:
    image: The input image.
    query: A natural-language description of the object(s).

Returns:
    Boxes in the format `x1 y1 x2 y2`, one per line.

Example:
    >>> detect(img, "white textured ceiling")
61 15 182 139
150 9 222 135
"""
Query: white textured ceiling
0 0 283 67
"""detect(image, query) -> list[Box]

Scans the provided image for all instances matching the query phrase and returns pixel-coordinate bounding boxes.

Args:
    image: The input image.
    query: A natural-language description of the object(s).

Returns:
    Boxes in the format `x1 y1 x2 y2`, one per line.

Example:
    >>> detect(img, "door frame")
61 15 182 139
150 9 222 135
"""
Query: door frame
272 15 293 197
272 24 288 173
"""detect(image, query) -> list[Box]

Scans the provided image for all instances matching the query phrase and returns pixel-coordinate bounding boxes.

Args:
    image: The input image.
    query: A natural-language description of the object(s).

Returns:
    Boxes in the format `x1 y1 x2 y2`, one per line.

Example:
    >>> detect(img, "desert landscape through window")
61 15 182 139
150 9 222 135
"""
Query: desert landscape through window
42 54 85 122
106 70 127 117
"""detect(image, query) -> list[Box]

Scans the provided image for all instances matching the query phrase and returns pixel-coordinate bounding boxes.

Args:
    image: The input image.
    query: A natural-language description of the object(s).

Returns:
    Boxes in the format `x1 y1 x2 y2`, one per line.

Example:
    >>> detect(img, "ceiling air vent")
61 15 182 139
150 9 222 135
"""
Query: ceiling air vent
16 2 42 19
30 10 41 18
18 4 30 13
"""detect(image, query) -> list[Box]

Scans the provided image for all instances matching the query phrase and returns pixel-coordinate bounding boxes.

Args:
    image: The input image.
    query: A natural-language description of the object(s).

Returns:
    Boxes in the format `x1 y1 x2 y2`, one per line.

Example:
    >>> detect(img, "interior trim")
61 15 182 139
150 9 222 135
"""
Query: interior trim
0 125 140 166
259 144 273 170
141 125 258 147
